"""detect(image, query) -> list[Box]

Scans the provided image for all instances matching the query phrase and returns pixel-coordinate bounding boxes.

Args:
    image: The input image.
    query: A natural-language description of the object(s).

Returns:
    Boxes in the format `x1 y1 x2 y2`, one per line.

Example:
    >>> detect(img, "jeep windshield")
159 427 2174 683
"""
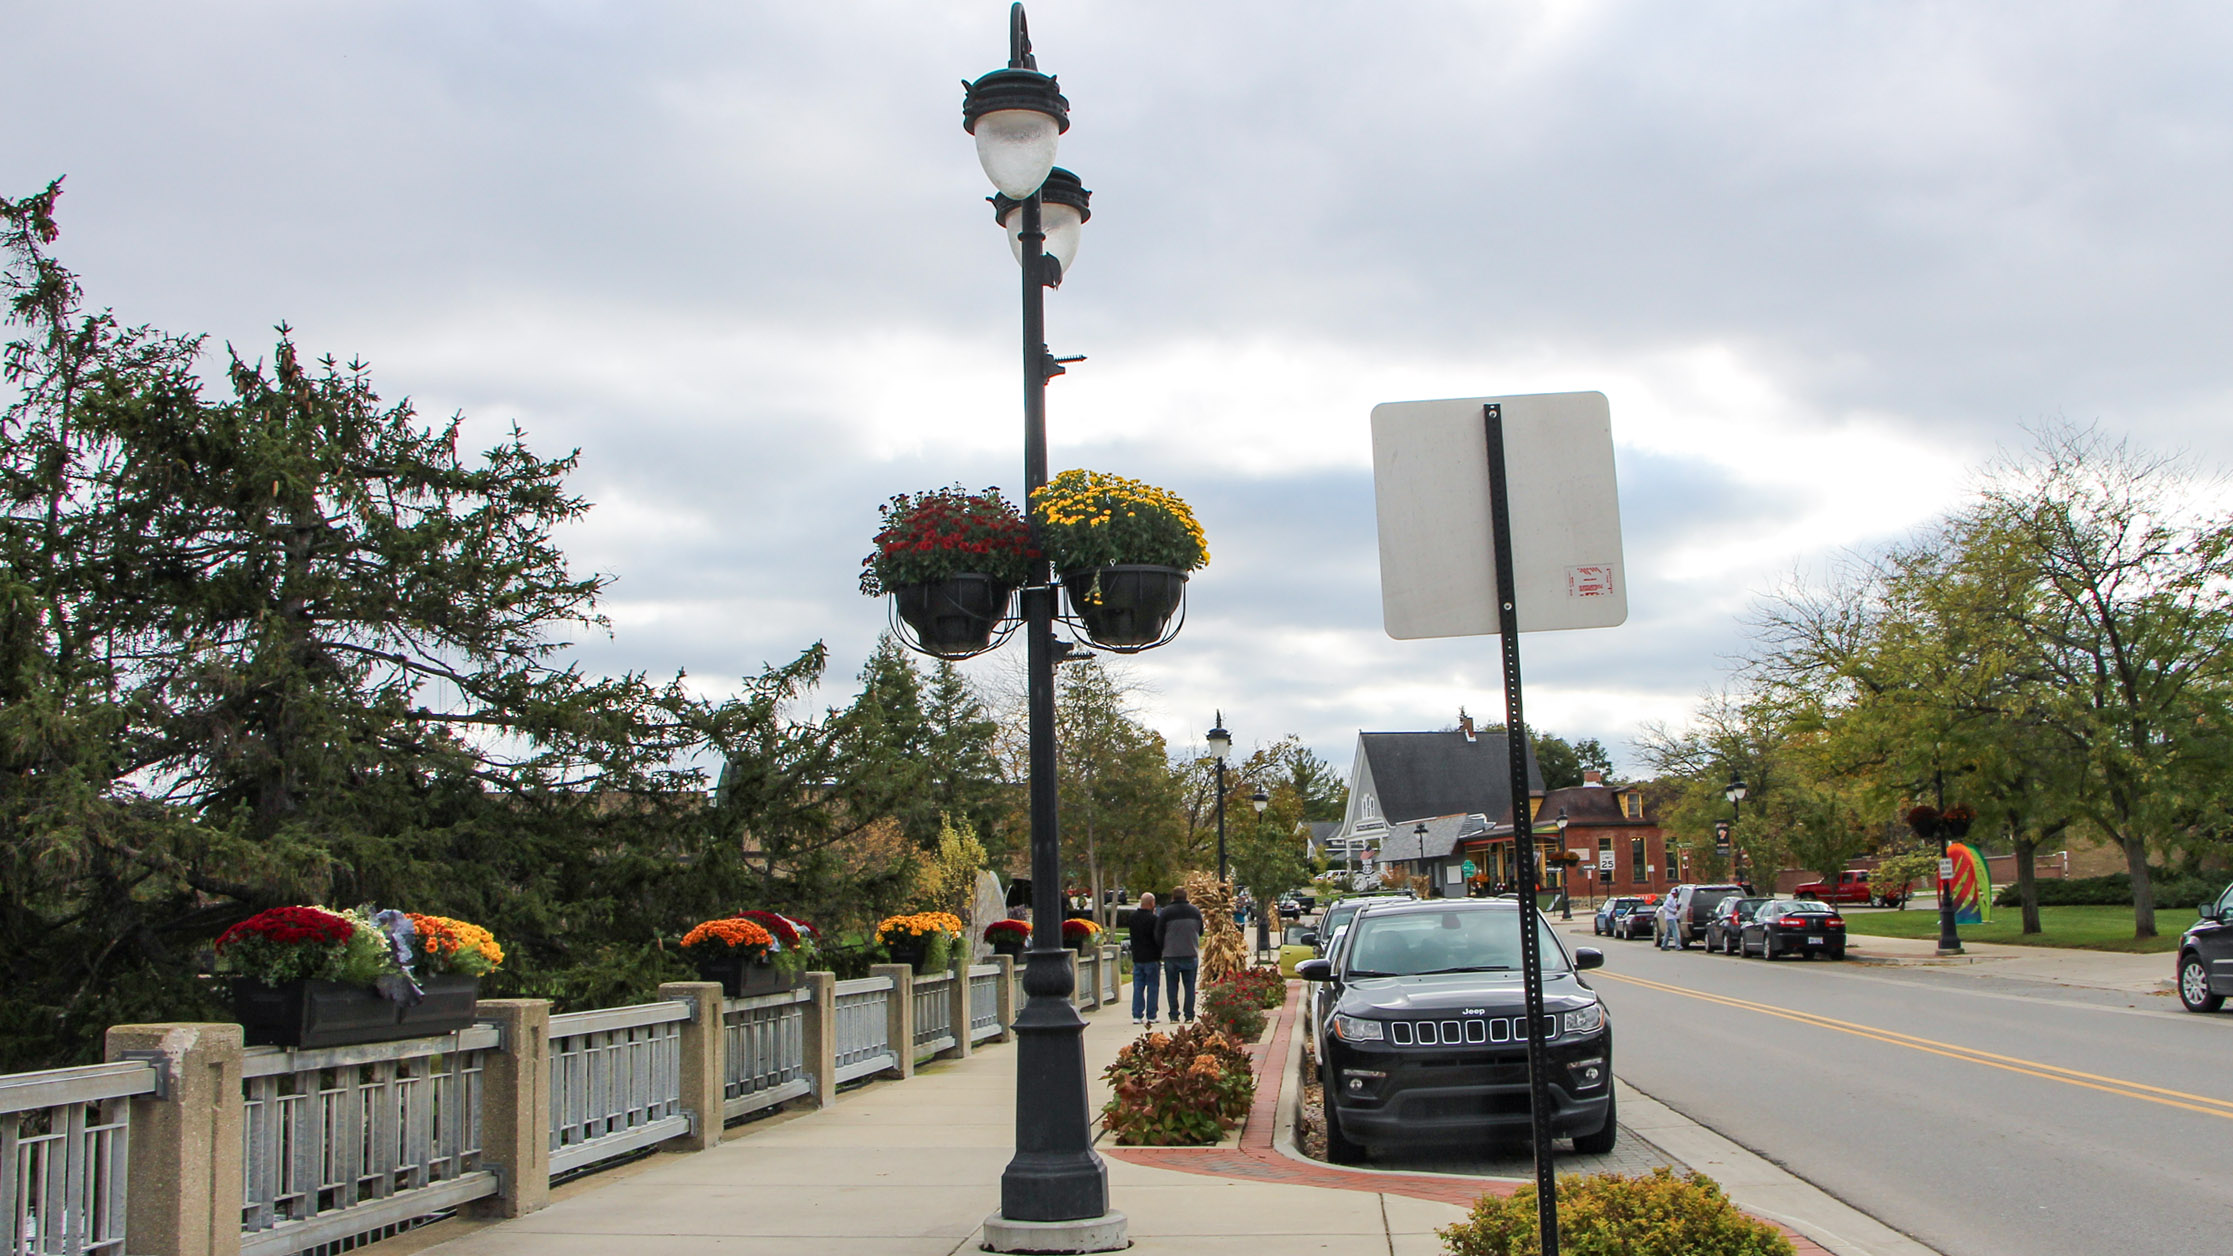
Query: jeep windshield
1341 909 1571 978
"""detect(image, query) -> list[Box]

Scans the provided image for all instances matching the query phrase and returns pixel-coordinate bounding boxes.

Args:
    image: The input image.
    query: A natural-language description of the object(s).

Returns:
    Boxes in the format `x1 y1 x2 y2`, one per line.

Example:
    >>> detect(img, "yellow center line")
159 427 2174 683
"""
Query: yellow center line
1596 970 2233 1120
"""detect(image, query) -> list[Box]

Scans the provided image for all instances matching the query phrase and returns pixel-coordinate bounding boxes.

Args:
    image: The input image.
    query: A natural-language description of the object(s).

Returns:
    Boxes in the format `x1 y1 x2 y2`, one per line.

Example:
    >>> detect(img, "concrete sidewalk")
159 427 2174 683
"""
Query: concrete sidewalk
395 971 1912 1256
1842 930 2173 996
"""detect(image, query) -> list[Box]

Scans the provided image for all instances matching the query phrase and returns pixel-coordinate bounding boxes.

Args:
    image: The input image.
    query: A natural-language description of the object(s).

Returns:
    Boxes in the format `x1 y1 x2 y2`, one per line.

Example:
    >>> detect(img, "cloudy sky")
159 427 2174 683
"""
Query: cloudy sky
9 2 2233 774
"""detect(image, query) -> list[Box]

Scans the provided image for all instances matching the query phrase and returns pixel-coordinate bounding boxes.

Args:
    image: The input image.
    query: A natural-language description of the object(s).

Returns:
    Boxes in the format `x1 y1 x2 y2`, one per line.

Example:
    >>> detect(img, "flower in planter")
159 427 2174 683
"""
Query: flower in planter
1061 917 1101 946
406 914 506 977
1030 469 1209 577
983 918 1032 945
876 911 967 943
859 486 1036 597
680 917 776 964
214 906 363 986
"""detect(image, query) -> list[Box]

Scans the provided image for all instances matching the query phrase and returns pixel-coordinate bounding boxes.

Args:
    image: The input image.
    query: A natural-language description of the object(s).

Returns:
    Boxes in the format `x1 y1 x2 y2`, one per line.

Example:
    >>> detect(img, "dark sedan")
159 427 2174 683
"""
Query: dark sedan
1739 899 1847 959
1705 896 1772 954
1593 896 1646 936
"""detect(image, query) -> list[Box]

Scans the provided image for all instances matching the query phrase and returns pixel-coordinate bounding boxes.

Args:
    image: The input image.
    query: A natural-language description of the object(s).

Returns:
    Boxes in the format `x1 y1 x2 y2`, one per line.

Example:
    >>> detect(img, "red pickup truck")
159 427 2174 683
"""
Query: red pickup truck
1792 869 1906 907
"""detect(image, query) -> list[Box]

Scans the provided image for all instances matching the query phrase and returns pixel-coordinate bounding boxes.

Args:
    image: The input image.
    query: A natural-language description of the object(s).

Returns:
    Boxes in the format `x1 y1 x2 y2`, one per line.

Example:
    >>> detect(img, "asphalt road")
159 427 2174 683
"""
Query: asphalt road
1570 922 2231 1256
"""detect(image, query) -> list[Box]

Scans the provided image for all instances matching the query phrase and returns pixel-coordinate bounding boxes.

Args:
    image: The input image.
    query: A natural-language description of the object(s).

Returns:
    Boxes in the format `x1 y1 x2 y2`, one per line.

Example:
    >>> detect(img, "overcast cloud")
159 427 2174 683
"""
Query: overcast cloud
9 1 2232 773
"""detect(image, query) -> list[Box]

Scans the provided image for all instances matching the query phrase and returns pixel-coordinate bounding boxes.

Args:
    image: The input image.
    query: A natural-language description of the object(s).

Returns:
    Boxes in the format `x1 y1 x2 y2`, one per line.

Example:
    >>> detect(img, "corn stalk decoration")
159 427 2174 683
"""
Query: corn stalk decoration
1184 870 1249 983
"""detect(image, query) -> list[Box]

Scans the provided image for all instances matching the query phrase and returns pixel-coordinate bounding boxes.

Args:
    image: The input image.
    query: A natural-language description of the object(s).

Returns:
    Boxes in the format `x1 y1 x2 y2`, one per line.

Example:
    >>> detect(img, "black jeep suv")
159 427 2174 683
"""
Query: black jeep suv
1298 898 1614 1163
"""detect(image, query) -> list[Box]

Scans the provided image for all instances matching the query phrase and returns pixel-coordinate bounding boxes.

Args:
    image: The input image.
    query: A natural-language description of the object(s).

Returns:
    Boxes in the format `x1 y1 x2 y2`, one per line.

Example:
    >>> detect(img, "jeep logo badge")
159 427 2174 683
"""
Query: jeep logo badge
1463 1008 1485 1015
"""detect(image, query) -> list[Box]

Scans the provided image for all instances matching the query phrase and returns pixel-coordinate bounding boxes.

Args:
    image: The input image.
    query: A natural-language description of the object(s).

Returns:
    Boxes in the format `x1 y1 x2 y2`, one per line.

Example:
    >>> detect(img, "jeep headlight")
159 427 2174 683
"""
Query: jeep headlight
1562 1003 1604 1035
1331 1013 1384 1042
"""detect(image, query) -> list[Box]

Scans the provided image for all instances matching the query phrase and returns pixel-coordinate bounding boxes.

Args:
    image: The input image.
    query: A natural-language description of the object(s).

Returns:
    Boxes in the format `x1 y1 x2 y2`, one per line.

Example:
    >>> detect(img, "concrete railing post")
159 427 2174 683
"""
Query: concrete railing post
992 955 1015 1043
871 963 915 1079
104 1023 245 1256
798 971 838 1108
470 998 551 1218
946 960 973 1060
657 981 725 1152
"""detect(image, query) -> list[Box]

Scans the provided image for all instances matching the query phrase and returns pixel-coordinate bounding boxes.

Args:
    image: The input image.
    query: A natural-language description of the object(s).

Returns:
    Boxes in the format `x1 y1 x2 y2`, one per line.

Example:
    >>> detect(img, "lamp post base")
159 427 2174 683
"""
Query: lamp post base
981 1210 1129 1254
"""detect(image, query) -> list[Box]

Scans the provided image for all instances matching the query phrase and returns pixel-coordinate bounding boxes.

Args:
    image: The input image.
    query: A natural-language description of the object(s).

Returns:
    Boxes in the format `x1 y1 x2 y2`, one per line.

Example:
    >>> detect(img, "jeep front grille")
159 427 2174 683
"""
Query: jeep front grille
1385 1015 1558 1047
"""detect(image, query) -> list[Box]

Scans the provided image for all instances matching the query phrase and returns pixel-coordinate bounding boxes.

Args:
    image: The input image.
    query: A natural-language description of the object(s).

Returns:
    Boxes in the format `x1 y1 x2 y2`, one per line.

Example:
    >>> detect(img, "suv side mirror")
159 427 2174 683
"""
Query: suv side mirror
1297 930 1319 948
1296 958 1334 982
1573 947 1604 970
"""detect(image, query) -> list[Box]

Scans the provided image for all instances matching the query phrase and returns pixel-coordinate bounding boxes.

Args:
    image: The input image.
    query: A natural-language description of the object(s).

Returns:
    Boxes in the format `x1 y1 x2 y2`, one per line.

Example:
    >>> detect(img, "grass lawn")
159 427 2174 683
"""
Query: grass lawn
1840 904 2189 954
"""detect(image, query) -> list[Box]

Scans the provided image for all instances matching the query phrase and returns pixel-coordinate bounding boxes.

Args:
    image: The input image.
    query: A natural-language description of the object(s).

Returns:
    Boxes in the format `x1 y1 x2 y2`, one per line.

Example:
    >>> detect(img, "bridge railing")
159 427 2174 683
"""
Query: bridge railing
0 949 1122 1256
1 1060 156 1256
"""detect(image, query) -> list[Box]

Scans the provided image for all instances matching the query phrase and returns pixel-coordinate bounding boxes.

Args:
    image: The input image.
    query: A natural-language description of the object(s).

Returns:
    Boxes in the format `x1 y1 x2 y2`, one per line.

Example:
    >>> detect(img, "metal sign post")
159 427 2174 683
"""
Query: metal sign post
1371 390 1628 1256
1482 402 1561 1252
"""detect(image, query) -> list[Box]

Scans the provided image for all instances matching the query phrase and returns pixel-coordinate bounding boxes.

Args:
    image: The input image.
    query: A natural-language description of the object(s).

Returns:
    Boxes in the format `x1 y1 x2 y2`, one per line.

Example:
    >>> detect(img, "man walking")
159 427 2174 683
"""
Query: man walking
1156 888 1204 1022
1127 892 1162 1025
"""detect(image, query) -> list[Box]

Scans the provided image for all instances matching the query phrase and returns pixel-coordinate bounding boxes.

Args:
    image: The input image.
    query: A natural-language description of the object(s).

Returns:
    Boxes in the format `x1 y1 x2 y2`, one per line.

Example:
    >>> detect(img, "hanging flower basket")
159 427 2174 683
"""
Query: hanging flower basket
1059 565 1188 648
892 574 1016 657
1031 470 1207 651
862 487 1033 658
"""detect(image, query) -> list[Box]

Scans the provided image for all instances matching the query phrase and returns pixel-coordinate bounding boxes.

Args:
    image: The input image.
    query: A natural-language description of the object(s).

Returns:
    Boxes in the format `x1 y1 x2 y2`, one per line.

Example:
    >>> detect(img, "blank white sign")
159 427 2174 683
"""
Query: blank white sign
1371 391 1627 640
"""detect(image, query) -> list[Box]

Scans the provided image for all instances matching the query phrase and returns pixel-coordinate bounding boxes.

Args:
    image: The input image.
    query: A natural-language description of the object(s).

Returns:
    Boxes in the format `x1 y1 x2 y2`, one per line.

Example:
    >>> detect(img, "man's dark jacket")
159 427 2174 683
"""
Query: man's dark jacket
1127 906 1163 964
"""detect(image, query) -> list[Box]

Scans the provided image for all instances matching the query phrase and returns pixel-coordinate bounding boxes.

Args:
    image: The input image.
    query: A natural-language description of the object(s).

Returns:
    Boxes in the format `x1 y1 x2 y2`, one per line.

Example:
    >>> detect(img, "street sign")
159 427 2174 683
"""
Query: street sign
1598 851 1615 871
1938 857 1955 880
1370 391 1627 640
1462 859 1477 876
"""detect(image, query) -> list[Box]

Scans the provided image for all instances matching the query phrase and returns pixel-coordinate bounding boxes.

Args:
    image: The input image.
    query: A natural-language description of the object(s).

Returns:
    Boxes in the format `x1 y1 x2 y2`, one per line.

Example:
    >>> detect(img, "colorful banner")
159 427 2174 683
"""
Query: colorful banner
1947 842 1992 924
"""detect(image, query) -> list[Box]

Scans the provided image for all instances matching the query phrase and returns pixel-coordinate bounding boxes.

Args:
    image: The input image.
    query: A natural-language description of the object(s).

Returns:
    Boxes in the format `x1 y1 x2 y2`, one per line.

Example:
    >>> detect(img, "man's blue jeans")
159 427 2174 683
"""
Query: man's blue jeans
1132 959 1161 1021
1164 956 1199 1021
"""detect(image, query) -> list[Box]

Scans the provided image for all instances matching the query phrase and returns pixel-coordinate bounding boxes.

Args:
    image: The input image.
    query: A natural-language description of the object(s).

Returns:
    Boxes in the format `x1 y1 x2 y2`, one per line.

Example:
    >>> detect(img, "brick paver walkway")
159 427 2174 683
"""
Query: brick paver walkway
1106 980 1833 1254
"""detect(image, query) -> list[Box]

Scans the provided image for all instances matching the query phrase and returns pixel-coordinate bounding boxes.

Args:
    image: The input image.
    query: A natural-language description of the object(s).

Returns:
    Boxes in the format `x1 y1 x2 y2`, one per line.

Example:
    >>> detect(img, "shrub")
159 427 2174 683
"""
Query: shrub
1991 868 2220 910
1200 978 1267 1041
1099 1020 1255 1145
1222 965 1287 1009
1439 1168 1795 1256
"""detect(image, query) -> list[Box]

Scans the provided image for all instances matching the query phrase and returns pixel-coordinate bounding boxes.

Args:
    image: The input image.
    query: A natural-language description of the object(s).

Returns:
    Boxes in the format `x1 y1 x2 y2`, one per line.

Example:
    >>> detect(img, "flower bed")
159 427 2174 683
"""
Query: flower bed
878 911 966 972
1098 1020 1255 1146
213 905 501 1048
1061 917 1101 948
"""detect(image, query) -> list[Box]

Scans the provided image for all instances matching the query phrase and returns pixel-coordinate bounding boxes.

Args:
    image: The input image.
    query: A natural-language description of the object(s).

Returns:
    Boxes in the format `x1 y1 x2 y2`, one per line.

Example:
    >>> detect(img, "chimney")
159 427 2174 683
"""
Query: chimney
1583 770 1605 787
1458 709 1475 742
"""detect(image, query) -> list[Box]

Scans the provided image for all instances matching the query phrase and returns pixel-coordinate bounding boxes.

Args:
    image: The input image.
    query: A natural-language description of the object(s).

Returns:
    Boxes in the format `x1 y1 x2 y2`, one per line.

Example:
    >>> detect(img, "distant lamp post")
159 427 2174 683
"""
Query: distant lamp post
1414 822 1430 893
1724 775 1748 886
1207 713 1233 883
1249 786 1271 958
1555 808 1572 919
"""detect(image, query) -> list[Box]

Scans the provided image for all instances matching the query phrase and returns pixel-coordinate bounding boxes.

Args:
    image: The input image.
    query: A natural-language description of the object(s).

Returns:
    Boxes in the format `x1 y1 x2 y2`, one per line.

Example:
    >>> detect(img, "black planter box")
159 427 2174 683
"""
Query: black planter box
231 974 479 1049
988 938 1026 958
884 940 931 972
695 955 803 998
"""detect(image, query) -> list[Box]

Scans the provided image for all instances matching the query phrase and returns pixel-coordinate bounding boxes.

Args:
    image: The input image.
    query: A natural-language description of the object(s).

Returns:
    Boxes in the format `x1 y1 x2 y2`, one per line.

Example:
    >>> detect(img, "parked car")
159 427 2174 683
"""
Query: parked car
1612 900 1656 940
1594 896 1646 936
1297 898 1614 1163
2175 881 2233 1012
1315 890 1417 955
1278 896 1305 920
1655 884 1748 949
1703 896 1772 954
1791 869 1904 908
1739 899 1847 959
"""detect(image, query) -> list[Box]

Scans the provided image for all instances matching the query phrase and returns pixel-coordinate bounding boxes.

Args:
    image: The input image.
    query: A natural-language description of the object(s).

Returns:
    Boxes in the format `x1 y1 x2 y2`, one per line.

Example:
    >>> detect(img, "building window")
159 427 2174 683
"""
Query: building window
1623 792 1642 819
1630 837 1647 883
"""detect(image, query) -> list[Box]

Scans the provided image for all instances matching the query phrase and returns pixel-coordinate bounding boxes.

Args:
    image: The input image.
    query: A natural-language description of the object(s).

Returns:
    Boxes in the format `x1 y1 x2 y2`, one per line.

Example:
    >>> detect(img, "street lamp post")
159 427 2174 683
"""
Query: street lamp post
1207 713 1232 883
1250 786 1271 958
963 9 1124 1248
1555 808 1572 920
1724 776 1748 888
